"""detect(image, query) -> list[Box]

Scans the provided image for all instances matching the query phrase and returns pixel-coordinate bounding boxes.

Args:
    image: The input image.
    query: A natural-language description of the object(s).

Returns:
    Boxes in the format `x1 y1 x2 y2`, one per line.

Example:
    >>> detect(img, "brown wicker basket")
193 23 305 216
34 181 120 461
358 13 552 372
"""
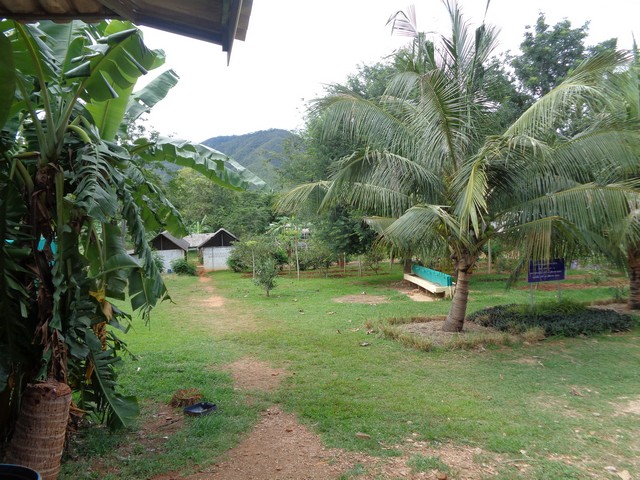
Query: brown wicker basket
5 381 72 480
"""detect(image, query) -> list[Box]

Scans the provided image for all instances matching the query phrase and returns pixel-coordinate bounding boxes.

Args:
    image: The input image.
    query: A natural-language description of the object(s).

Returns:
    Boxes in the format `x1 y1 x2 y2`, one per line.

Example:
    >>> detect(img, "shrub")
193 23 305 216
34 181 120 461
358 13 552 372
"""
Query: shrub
171 257 197 276
468 300 636 337
227 237 288 273
227 248 250 272
298 242 335 275
151 250 164 273
272 247 289 269
589 269 608 285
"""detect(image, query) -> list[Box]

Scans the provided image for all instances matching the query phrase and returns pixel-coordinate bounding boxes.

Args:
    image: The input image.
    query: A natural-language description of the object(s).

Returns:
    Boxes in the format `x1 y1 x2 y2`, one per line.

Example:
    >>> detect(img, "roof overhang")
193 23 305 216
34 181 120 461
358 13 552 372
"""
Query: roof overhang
0 0 253 61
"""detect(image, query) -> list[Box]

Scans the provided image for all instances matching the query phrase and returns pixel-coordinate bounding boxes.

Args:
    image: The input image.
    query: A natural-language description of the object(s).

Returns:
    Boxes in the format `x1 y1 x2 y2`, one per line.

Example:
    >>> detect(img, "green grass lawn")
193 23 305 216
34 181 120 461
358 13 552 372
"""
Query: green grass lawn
61 266 640 479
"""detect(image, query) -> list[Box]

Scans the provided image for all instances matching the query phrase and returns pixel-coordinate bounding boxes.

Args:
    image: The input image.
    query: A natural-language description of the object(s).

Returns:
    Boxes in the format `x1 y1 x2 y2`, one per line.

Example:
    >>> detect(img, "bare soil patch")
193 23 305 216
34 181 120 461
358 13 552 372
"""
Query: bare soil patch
195 276 226 307
405 289 437 302
399 318 499 346
204 411 500 480
199 295 225 308
613 396 640 416
223 357 287 392
510 356 545 366
87 403 184 476
186 280 260 335
333 293 389 305
393 282 438 302
591 302 636 314
158 415 499 479
205 407 360 480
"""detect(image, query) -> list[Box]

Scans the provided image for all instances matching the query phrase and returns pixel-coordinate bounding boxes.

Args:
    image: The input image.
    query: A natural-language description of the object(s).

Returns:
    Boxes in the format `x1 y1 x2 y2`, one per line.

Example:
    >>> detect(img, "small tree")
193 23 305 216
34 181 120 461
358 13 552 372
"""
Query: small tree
253 257 278 297
301 241 336 277
364 244 386 274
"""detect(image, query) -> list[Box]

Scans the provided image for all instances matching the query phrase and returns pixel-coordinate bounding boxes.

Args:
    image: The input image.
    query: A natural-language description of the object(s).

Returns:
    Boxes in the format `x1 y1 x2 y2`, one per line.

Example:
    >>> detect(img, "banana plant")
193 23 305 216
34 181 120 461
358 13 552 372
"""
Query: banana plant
0 19 262 433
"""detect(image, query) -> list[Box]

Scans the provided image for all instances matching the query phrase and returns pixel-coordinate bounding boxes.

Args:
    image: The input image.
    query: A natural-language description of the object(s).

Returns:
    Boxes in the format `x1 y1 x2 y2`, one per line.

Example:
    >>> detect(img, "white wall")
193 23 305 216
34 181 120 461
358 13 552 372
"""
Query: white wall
159 249 185 273
202 246 233 270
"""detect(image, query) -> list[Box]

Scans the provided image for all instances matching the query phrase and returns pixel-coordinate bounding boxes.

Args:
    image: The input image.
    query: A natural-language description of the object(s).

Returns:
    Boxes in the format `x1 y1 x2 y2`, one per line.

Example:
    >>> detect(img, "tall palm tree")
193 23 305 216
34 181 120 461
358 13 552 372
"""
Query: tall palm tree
279 0 640 331
604 42 640 309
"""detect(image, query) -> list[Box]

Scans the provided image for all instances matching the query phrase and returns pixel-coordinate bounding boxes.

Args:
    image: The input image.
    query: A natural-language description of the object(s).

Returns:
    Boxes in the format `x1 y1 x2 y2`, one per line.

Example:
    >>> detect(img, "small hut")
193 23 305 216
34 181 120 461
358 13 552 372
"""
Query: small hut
199 228 237 270
150 231 189 273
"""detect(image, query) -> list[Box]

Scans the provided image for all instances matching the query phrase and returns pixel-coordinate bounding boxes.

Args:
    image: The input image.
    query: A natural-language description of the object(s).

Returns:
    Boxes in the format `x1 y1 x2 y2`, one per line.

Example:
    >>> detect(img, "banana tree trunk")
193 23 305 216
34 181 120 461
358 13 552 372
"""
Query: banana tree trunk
628 245 640 310
5 380 72 480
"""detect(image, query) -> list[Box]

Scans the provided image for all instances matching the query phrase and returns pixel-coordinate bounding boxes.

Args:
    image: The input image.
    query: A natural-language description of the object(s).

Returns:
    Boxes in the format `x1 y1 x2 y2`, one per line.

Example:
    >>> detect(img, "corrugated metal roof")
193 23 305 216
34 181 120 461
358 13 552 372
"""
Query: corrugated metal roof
152 231 189 251
183 233 214 249
0 0 253 58
199 228 237 248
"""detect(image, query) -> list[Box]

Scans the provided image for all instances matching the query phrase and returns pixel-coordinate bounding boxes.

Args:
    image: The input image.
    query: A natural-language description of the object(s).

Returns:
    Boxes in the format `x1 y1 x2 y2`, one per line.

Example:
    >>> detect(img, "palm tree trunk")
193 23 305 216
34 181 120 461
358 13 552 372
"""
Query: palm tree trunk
403 258 412 274
628 245 640 310
442 267 473 332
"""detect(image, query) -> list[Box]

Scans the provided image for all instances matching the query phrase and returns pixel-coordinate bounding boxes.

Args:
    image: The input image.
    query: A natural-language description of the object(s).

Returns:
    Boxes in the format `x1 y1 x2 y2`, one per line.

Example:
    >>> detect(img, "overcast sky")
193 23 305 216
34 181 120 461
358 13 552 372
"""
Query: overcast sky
139 0 640 143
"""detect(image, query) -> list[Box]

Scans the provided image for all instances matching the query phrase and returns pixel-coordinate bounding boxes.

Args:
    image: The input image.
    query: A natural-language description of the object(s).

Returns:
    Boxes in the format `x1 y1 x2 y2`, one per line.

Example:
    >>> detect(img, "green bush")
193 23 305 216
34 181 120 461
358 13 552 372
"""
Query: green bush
151 250 164 273
468 300 636 337
170 257 197 276
227 248 250 272
298 242 335 274
227 237 288 273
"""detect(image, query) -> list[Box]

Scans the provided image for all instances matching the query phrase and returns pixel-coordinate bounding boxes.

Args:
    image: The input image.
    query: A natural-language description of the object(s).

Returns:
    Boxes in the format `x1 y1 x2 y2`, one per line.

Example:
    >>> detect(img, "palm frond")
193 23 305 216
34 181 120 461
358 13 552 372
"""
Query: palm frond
451 154 489 236
505 50 630 137
384 204 466 253
274 181 330 215
324 181 413 218
387 5 419 38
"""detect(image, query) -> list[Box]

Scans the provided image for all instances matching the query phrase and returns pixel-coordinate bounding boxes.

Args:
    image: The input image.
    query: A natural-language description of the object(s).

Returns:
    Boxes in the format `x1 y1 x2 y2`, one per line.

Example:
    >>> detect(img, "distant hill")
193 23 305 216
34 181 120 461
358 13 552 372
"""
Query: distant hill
202 129 295 187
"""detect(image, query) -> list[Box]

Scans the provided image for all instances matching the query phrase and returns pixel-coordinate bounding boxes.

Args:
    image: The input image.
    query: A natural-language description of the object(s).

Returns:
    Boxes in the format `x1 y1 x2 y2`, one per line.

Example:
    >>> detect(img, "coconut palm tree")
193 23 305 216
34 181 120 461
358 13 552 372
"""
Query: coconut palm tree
278 1 640 331
603 42 640 309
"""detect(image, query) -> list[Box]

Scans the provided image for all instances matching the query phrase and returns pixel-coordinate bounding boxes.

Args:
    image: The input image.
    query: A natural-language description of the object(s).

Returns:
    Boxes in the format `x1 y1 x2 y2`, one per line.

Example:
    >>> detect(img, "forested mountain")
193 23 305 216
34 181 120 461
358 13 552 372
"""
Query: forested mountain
202 129 296 186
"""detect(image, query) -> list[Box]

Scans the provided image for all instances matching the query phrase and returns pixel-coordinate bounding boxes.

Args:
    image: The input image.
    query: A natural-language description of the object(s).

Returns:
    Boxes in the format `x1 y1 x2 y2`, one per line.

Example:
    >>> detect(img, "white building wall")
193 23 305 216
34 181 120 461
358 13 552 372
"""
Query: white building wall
202 246 234 270
160 249 185 273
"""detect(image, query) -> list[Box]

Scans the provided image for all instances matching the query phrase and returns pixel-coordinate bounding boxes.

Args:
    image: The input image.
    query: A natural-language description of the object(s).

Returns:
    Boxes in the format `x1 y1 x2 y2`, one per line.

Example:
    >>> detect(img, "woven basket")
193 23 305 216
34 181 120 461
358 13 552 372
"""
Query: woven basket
5 381 72 480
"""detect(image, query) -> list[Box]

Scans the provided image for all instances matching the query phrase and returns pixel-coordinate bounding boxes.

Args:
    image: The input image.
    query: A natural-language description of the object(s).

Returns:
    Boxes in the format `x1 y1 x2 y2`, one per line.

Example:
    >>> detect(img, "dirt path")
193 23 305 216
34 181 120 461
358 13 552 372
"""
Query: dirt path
151 275 500 479
187 356 498 480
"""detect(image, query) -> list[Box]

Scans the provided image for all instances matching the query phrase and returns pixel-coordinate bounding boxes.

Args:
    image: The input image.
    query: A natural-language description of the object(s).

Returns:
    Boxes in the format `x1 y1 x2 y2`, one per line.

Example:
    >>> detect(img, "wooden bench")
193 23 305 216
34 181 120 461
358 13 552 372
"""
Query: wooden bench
404 265 455 298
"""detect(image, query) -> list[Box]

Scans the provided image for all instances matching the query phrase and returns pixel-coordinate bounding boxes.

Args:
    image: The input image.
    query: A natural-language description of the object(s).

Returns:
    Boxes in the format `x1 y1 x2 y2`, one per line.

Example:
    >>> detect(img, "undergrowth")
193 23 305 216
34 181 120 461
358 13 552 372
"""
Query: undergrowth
368 316 538 351
468 299 637 336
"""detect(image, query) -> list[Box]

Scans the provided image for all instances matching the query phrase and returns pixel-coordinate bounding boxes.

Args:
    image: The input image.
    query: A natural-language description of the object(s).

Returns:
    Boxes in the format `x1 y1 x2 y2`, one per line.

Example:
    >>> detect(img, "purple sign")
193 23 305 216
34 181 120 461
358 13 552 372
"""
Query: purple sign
528 259 565 283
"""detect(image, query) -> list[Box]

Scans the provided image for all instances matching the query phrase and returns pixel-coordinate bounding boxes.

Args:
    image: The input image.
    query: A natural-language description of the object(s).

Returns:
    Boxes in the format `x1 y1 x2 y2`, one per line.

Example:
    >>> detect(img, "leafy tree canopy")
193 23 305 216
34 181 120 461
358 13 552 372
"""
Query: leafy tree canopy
511 13 617 98
166 168 275 238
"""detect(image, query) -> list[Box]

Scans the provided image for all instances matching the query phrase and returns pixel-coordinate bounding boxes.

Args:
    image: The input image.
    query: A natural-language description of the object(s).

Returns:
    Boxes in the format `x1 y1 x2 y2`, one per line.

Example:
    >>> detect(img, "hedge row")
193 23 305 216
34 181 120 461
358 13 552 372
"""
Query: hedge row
468 300 636 337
